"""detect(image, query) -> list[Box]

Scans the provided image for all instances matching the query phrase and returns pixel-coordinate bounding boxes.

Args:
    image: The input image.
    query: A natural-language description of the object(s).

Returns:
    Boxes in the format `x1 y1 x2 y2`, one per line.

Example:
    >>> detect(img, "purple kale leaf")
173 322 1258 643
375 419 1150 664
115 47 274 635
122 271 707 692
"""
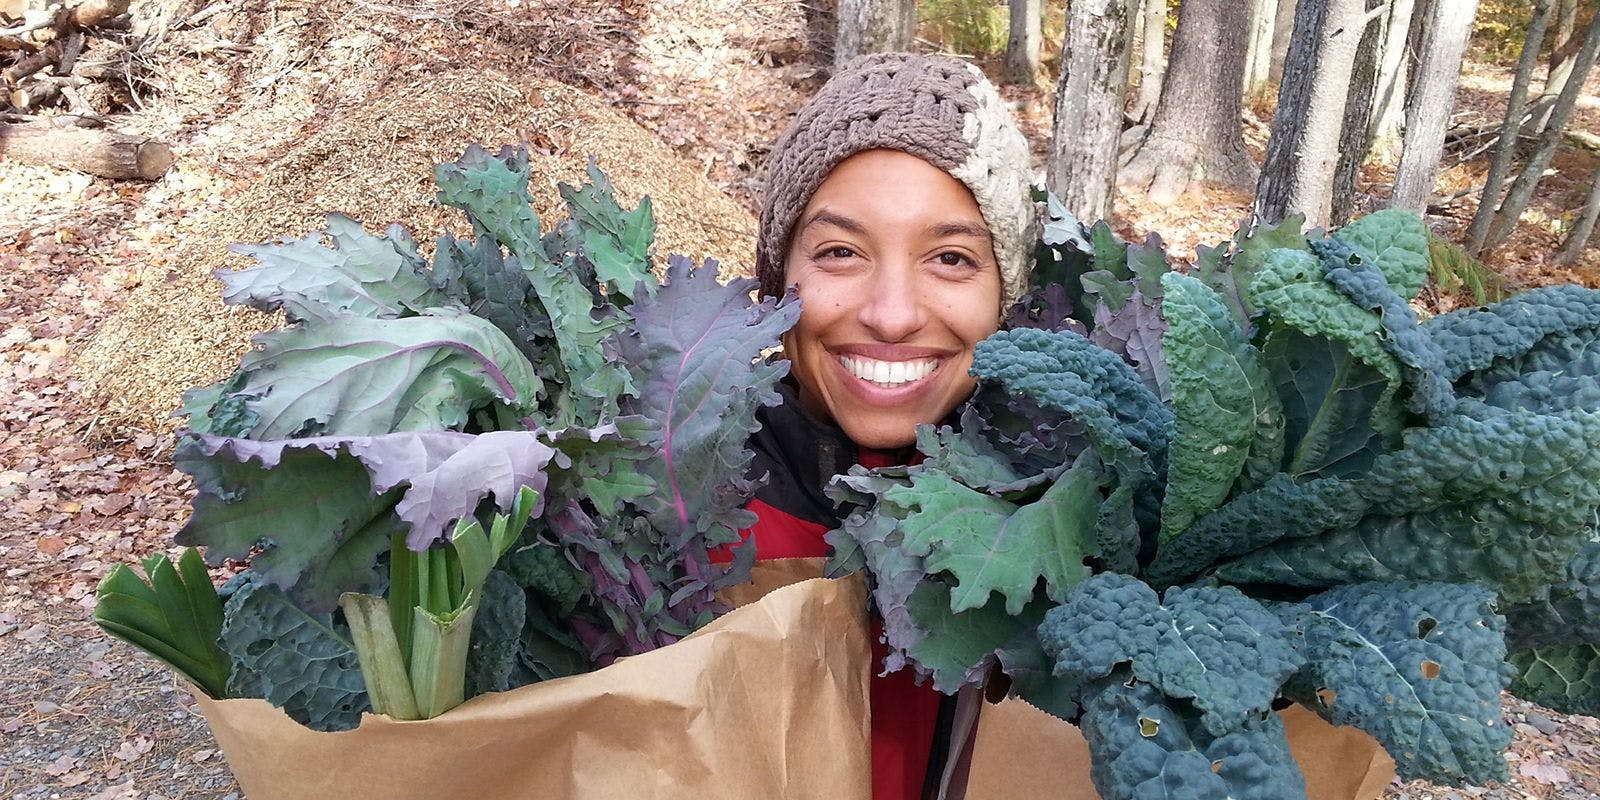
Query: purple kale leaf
618 255 800 548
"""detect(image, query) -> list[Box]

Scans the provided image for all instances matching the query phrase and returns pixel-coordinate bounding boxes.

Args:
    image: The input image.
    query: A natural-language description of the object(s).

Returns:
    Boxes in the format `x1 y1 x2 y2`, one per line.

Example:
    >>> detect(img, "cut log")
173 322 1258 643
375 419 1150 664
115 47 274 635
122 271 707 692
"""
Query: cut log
70 0 130 29
8 78 60 110
3 41 62 83
0 121 172 179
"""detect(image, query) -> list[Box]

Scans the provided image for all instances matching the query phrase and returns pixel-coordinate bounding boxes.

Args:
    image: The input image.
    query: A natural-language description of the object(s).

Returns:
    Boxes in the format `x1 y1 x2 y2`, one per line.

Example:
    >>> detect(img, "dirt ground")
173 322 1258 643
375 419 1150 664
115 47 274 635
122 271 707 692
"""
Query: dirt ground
2 1 1599 798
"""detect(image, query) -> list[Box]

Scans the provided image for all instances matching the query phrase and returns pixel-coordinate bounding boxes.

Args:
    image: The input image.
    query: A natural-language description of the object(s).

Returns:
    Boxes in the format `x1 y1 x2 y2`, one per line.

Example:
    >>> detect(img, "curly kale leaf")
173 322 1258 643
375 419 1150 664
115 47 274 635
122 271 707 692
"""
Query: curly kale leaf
435 144 626 427
1149 409 1600 600
432 225 554 375
1504 543 1600 716
1194 213 1309 327
1248 249 1407 435
221 214 453 324
555 158 657 305
1315 237 1452 423
971 328 1172 488
888 456 1102 615
220 578 369 732
618 255 799 550
1038 573 1303 736
1425 284 1600 381
1283 581 1510 784
1078 676 1306 800
505 542 589 616
1509 645 1600 717
192 308 542 439
823 467 926 674
1159 272 1283 540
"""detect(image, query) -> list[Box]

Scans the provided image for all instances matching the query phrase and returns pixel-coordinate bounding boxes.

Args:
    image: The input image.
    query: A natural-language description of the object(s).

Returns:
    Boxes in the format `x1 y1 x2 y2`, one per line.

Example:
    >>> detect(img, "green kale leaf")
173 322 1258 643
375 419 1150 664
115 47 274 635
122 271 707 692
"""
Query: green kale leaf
1158 272 1283 540
1283 581 1510 784
1039 573 1303 736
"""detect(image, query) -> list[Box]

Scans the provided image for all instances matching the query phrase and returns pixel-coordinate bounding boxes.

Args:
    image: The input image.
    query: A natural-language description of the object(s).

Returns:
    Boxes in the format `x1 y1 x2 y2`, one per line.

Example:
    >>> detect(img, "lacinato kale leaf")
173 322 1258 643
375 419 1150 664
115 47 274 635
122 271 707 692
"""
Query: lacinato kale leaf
1158 272 1283 540
1282 581 1511 784
1039 573 1303 736
1509 645 1600 717
1078 676 1306 800
220 578 370 732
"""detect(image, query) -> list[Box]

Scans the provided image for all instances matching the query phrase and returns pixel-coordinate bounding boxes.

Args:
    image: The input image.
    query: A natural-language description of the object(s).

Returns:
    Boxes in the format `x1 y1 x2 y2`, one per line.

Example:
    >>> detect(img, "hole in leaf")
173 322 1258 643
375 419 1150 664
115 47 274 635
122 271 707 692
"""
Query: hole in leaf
1316 687 1337 708
1211 760 1224 774
1420 660 1442 679
1138 717 1160 737
1417 617 1437 638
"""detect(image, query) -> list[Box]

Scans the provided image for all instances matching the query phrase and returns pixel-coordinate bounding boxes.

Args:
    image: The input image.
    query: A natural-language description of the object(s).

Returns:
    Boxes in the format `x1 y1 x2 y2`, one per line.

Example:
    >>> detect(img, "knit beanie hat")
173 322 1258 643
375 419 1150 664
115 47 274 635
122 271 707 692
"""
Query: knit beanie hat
756 52 1038 309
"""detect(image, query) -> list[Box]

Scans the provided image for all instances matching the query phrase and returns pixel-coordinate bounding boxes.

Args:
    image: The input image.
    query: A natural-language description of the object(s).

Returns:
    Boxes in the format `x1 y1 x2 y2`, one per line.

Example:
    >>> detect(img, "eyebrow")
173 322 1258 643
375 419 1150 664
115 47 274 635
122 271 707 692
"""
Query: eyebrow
799 212 990 240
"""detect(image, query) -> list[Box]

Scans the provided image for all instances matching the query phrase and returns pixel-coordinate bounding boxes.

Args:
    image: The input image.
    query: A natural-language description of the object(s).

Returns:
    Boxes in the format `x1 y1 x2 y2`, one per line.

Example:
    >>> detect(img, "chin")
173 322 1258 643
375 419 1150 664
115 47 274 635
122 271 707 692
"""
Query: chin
837 416 921 452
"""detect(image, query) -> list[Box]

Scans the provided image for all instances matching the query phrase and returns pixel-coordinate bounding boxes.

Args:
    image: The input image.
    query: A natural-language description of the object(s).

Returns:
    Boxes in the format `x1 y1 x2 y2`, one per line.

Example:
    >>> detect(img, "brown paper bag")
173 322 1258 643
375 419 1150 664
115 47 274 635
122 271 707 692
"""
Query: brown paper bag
195 567 870 800
965 696 1396 800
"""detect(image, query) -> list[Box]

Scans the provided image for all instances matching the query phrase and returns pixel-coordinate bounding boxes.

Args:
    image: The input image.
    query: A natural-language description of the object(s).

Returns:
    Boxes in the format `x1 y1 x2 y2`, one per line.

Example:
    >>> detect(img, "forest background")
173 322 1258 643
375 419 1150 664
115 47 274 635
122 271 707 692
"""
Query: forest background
0 0 1598 797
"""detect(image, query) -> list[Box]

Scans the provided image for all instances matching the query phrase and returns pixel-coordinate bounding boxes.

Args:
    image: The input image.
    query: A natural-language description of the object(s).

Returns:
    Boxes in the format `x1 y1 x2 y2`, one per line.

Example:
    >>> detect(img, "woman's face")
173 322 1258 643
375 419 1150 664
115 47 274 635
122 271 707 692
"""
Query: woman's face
782 149 1002 450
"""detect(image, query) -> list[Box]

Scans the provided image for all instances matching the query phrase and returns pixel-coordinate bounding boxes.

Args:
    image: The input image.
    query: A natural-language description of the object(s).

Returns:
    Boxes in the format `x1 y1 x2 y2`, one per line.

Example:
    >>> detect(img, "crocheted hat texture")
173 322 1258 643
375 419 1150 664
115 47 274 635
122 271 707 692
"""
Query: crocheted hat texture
756 52 1038 308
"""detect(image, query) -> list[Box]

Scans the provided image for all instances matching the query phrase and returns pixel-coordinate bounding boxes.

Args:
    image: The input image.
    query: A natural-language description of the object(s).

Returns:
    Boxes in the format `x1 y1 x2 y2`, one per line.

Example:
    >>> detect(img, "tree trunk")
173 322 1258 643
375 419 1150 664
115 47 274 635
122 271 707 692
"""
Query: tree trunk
834 0 916 66
1466 0 1555 255
1255 0 1369 228
1131 0 1167 122
0 121 173 180
1402 0 1435 101
1549 0 1579 76
1330 0 1385 227
1267 0 1298 85
1481 13 1600 251
1119 0 1257 205
1006 0 1043 85
1050 0 1133 222
1390 0 1479 213
1556 165 1600 267
1367 0 1417 158
1527 13 1593 135
1243 0 1280 98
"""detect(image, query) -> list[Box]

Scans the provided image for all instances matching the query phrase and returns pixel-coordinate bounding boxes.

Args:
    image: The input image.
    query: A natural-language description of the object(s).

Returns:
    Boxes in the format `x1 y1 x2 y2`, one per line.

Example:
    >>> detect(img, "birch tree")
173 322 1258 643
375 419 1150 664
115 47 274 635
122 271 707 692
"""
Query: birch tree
1390 0 1480 213
835 0 916 67
1267 0 1298 85
1330 0 1386 226
1050 0 1134 221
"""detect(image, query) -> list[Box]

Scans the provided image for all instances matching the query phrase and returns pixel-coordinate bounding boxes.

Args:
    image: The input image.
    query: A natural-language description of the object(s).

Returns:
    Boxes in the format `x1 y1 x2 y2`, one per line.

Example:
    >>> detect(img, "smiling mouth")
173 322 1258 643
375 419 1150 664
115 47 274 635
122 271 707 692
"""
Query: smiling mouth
838 355 940 388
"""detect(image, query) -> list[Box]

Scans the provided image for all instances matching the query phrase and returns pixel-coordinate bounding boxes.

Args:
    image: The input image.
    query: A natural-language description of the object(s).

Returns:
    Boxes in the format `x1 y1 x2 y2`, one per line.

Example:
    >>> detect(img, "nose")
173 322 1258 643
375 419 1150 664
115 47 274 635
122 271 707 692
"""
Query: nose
857 258 927 341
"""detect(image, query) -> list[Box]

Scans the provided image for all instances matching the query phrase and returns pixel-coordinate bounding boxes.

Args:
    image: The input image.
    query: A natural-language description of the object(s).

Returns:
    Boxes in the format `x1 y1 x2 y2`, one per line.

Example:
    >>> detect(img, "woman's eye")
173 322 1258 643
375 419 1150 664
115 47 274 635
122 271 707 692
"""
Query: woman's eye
818 246 856 260
937 252 977 268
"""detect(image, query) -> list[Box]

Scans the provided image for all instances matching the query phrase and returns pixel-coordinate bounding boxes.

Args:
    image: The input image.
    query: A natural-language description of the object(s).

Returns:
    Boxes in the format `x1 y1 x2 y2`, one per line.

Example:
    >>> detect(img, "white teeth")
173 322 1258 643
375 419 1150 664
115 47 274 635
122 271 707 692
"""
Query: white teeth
838 356 939 387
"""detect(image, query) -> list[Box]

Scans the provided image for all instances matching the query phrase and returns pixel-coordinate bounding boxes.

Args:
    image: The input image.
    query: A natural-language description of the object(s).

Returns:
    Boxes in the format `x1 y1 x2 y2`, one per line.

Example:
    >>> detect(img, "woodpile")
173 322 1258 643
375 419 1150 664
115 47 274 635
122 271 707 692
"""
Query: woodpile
1 0 172 179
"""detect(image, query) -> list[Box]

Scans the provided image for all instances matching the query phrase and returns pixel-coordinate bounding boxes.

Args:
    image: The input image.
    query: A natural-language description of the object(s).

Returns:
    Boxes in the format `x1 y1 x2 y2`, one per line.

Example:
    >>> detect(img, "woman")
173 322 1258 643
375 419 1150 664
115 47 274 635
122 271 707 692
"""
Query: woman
741 53 1039 800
